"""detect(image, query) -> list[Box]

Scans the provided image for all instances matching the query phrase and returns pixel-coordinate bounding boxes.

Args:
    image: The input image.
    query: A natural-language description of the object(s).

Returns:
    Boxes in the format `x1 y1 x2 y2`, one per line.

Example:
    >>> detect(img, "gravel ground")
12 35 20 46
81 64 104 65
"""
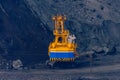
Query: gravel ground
0 64 120 80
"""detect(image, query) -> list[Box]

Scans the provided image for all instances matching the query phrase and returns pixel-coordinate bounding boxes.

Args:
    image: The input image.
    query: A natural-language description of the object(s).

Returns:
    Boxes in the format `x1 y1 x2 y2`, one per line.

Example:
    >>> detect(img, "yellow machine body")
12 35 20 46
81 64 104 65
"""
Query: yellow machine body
48 15 77 62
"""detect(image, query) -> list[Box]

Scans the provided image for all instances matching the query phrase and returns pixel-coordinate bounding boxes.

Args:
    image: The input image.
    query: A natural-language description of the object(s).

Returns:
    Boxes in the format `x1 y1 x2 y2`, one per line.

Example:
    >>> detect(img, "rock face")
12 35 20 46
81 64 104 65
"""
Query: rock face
0 0 53 64
25 0 120 53
0 0 120 64
25 0 120 25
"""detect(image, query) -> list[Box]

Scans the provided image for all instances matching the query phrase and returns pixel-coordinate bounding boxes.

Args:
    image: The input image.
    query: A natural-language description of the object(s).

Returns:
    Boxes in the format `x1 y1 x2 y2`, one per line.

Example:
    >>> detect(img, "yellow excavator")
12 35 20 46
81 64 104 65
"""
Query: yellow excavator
46 15 93 68
48 15 77 62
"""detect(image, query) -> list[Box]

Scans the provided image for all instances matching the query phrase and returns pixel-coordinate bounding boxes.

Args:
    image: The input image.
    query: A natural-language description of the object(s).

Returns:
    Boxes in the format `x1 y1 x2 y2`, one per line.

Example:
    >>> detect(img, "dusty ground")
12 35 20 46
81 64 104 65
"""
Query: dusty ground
0 63 120 80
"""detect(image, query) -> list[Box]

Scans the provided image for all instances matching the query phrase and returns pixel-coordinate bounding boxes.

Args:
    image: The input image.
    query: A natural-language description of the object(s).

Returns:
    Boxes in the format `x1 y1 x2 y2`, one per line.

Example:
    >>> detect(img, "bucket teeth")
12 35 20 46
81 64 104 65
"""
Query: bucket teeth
50 58 54 61
65 58 67 61
50 58 52 61
53 58 55 61
51 58 52 61
67 58 69 61
50 58 75 62
53 58 54 61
